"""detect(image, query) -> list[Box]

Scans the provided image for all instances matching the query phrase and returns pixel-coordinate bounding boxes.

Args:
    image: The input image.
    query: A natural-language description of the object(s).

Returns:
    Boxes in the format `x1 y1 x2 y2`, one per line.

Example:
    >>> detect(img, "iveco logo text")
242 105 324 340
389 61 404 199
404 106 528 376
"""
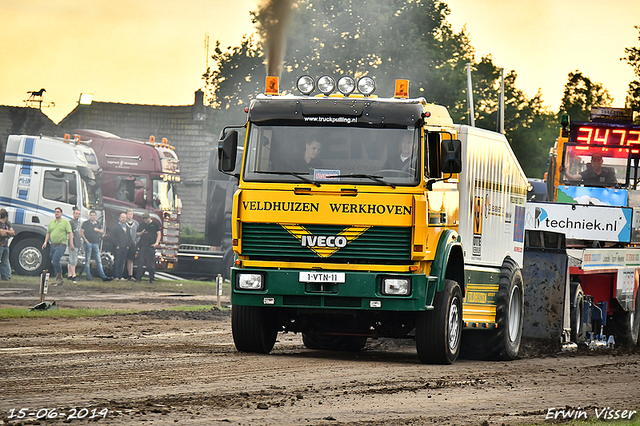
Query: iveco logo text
301 235 348 248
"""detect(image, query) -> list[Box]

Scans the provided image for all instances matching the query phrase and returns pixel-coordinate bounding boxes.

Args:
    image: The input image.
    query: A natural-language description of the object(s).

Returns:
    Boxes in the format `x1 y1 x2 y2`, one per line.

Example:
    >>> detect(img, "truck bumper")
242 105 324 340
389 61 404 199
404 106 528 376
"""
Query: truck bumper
231 267 436 312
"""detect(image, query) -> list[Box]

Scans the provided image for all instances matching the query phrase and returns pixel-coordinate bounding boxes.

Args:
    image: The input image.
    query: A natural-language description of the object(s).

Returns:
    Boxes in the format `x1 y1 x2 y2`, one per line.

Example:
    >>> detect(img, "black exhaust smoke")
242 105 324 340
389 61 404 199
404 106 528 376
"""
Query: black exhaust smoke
260 0 293 79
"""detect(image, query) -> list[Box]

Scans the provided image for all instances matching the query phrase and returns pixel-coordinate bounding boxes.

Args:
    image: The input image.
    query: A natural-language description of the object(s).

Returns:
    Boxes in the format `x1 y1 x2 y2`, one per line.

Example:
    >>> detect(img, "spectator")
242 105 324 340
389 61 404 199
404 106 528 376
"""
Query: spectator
67 207 82 283
81 210 113 281
116 181 130 202
125 209 139 280
0 208 15 281
135 212 161 284
111 212 130 281
42 207 74 286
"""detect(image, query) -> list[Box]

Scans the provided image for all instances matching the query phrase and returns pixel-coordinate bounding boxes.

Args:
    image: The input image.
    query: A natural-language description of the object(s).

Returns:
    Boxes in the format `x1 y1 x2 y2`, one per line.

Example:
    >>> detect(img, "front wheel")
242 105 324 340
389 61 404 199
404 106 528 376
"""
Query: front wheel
232 305 277 354
10 237 49 276
415 279 462 364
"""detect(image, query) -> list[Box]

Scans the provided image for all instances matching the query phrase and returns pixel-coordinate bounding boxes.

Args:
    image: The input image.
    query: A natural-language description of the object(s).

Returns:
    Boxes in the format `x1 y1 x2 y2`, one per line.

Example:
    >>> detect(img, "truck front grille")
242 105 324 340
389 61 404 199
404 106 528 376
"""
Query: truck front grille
241 223 411 264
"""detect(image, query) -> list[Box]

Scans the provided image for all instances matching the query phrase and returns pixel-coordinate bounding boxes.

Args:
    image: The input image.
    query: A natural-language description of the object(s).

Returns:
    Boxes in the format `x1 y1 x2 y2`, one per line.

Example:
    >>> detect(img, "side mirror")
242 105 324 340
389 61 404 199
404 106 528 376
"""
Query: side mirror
69 195 77 205
440 139 462 174
218 130 238 172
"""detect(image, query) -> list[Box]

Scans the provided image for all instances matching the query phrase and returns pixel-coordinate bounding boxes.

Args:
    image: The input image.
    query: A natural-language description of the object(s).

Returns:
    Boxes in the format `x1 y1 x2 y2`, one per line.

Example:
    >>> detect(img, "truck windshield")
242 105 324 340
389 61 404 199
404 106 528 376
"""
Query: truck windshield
153 179 179 211
243 124 420 186
562 145 629 188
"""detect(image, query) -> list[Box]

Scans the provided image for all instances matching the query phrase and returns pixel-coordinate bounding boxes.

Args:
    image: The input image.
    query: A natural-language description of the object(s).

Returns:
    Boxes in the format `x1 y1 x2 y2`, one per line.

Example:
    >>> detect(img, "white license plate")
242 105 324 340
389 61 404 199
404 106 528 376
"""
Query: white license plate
299 271 346 283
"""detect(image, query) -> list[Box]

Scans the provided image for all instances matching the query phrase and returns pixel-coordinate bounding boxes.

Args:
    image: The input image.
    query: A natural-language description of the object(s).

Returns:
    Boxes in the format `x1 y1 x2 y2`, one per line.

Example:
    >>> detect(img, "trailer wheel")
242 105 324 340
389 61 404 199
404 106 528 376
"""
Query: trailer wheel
570 282 586 343
302 334 367 352
610 291 640 347
10 238 49 276
232 305 277 354
461 258 523 360
415 279 462 364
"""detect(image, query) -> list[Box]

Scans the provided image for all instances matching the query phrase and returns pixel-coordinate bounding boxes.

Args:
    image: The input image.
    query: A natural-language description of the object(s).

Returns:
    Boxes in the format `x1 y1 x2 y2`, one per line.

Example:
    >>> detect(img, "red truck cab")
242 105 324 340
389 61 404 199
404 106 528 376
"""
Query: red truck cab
72 129 181 271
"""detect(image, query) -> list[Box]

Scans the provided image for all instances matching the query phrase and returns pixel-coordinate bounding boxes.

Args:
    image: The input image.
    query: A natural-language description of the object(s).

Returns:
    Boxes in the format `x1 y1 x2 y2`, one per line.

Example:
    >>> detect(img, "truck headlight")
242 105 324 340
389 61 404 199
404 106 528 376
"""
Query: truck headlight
381 277 411 296
237 273 264 290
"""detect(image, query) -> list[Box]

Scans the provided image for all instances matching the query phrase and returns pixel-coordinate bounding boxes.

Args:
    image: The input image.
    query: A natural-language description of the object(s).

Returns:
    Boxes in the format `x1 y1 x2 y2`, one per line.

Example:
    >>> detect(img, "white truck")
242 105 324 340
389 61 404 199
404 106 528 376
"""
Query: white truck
0 134 103 275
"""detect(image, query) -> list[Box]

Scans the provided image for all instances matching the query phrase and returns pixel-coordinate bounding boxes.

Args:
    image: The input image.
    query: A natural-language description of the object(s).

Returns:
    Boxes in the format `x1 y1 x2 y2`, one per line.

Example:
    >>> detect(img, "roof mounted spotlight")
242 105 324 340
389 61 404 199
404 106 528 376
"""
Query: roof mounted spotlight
317 75 336 96
297 75 315 95
337 76 356 96
357 76 376 96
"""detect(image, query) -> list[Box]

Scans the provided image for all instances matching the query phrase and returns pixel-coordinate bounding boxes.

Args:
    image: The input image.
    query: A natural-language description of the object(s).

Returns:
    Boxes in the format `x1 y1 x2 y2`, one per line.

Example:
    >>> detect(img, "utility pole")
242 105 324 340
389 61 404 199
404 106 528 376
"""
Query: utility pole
499 67 505 134
466 63 475 127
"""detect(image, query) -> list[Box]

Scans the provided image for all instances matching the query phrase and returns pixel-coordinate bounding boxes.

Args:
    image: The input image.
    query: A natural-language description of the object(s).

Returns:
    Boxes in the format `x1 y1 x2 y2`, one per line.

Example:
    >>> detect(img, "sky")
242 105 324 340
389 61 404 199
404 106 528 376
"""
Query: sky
1 0 639 124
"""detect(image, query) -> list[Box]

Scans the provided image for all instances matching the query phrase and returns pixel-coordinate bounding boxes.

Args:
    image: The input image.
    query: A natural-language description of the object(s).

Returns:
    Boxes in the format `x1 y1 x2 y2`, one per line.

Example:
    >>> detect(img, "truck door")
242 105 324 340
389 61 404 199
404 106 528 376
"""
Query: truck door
41 169 79 217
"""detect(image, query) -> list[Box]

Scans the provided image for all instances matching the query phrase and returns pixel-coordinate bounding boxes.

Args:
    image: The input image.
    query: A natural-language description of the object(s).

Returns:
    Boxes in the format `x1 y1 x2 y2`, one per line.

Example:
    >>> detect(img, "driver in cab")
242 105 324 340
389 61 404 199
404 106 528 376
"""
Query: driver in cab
563 153 617 187
384 133 416 173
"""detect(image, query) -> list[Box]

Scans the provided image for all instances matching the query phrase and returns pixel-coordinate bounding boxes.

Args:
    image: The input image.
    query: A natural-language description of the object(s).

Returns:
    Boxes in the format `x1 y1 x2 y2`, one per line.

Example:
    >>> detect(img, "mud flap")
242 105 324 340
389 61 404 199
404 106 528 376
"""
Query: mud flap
522 230 571 351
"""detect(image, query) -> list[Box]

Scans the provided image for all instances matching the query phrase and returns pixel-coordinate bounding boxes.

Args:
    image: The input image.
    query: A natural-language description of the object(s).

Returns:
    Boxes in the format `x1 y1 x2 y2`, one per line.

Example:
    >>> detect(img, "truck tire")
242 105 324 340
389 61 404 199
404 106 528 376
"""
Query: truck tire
415 279 462 364
100 251 115 276
302 333 367 352
610 291 640 347
461 258 524 360
570 282 586 343
10 237 49 276
232 305 277 354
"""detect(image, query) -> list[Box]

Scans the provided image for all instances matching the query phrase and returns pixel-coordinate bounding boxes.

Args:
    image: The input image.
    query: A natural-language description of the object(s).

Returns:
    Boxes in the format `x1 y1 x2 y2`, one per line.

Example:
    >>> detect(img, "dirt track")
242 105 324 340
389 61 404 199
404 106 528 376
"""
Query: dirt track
1 285 640 425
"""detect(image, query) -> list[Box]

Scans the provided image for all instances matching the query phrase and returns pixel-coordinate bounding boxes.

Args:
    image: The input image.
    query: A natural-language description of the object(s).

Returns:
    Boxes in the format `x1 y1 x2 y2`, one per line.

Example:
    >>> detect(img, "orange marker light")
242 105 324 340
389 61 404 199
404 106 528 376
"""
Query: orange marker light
265 76 279 95
394 79 409 98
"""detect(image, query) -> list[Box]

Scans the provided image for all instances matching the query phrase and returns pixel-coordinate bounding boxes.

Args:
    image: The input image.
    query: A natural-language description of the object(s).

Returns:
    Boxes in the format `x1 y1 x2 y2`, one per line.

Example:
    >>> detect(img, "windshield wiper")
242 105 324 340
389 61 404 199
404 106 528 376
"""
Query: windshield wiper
331 173 396 189
254 171 321 187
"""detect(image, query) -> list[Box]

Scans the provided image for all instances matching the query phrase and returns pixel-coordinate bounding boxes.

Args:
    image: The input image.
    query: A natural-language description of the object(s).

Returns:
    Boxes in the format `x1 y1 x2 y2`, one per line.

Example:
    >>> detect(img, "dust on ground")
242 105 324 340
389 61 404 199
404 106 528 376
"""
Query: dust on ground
1 281 639 425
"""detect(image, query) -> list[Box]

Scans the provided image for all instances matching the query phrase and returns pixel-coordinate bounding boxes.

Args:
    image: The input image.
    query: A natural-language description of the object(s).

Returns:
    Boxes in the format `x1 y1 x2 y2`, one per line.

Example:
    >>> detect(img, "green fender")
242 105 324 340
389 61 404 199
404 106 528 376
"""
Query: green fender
428 229 465 295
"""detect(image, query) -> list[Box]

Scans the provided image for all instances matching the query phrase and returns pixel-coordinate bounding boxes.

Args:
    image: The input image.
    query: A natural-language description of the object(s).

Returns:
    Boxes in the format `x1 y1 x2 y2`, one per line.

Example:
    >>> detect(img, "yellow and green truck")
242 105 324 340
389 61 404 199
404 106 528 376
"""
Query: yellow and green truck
217 76 528 364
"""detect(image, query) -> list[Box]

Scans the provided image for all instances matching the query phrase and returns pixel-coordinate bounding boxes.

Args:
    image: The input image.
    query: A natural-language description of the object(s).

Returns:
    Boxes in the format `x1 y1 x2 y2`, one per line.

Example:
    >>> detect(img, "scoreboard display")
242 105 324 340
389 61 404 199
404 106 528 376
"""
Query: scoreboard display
569 122 640 147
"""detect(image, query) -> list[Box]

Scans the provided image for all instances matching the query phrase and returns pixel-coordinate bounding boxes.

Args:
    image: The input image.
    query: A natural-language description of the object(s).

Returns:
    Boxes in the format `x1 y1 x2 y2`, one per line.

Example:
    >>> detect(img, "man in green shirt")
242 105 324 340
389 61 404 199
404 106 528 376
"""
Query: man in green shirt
42 207 74 286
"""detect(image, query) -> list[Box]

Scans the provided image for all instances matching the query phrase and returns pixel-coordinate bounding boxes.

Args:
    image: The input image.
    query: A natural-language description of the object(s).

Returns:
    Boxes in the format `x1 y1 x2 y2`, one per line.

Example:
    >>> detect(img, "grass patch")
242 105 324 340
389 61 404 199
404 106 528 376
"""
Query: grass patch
166 305 227 312
0 274 230 296
523 413 640 425
0 307 140 319
0 304 227 319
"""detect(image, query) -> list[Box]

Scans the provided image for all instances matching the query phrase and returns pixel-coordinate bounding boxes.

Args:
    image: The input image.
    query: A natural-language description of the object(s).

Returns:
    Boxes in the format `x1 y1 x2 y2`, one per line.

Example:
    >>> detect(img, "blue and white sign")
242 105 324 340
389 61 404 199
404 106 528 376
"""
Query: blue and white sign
556 185 628 207
525 202 632 243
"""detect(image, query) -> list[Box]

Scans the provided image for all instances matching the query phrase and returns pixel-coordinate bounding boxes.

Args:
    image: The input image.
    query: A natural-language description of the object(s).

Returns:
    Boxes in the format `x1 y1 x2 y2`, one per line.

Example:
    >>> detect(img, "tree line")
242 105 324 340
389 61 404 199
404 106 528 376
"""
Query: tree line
202 0 640 178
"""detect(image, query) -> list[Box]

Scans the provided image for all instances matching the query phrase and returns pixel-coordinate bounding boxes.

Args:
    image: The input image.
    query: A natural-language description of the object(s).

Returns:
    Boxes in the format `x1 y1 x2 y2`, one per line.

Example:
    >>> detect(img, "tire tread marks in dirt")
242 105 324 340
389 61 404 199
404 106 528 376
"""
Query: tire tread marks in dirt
302 333 367 351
